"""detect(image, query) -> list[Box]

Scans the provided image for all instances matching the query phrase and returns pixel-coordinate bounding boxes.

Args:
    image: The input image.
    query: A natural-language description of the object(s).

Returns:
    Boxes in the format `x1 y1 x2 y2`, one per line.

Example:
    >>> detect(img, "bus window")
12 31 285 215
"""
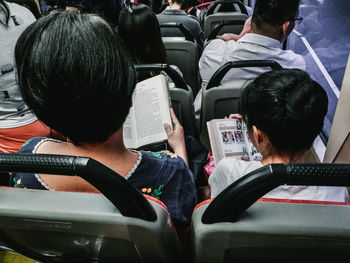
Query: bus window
286 0 350 159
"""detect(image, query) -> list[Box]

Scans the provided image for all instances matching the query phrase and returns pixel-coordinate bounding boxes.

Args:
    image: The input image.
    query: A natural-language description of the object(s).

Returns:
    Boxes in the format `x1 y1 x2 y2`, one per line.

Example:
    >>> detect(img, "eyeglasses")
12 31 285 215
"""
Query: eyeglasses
290 16 303 24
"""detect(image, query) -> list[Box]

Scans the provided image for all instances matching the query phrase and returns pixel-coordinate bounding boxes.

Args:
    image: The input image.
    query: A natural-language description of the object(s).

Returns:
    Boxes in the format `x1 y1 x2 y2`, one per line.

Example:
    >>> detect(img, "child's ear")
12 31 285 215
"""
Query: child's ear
252 125 268 145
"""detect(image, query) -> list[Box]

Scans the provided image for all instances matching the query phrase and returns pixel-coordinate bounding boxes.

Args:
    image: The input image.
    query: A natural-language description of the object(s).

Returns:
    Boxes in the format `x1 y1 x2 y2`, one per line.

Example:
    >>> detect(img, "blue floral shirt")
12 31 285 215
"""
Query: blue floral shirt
11 137 197 230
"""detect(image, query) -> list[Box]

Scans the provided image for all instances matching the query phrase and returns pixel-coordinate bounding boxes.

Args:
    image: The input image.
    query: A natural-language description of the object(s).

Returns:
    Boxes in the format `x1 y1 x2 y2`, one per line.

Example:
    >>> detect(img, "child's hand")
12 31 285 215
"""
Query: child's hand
225 113 243 120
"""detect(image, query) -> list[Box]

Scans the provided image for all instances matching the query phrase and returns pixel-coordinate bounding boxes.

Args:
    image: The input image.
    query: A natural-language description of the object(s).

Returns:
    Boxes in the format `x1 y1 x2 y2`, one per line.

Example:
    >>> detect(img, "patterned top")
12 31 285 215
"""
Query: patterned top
10 137 197 230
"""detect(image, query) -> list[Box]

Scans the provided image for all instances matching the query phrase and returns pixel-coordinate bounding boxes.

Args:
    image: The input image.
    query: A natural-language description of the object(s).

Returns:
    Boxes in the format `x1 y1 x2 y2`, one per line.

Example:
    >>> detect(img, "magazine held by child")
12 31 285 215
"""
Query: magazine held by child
207 118 262 165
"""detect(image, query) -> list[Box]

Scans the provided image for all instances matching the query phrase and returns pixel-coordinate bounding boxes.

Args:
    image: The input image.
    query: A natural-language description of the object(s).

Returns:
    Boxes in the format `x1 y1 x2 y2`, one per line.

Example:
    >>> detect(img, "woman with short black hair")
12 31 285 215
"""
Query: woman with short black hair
12 11 197 231
209 69 349 202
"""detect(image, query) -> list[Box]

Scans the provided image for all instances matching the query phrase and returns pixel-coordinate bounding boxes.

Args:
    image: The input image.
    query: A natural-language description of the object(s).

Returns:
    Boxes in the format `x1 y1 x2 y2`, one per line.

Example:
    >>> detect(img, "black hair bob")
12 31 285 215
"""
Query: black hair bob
118 3 166 64
239 68 328 153
15 11 136 145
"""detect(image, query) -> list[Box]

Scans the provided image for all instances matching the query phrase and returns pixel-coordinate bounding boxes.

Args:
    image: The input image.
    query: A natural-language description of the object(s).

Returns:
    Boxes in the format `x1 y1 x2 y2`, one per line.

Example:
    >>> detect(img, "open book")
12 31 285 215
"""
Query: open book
207 118 262 164
123 75 172 149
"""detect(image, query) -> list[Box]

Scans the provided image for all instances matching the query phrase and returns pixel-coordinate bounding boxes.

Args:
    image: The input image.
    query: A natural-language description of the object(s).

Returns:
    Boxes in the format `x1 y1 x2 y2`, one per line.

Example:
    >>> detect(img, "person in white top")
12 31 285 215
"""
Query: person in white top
0 0 53 153
194 0 306 115
209 69 349 202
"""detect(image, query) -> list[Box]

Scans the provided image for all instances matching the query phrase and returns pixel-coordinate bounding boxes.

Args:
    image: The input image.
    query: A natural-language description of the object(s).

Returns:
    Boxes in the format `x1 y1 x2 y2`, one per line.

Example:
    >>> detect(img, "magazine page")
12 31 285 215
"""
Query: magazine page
209 119 245 164
132 75 172 148
208 118 262 164
241 123 262 161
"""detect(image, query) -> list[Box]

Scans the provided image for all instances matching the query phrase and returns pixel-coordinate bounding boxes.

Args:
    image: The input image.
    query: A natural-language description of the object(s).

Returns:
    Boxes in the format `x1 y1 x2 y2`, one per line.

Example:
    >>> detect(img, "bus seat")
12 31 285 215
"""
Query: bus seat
192 163 350 263
203 0 248 39
200 60 282 150
160 23 200 95
135 64 198 139
0 153 183 262
204 19 246 47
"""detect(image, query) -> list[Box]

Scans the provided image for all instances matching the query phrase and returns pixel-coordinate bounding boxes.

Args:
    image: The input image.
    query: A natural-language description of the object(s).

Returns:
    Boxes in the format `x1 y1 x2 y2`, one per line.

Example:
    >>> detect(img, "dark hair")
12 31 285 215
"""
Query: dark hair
65 0 121 27
15 11 136 145
118 3 166 64
0 0 10 25
239 69 328 152
172 0 194 11
252 0 299 30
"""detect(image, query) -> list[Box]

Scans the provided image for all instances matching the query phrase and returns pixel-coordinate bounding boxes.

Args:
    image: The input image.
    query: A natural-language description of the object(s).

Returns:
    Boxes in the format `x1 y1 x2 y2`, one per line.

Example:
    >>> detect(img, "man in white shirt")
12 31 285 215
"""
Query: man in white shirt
194 0 306 114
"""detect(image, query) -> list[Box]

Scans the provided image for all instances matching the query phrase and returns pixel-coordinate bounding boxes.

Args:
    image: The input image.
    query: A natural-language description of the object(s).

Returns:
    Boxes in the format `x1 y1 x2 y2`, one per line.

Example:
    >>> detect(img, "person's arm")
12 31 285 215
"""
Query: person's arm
164 108 189 166
221 17 251 42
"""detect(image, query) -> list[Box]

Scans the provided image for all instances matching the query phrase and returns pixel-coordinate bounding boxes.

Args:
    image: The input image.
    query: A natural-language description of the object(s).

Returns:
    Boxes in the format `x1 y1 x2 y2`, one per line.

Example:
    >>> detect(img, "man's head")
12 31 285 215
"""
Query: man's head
65 0 122 27
169 0 195 13
251 0 300 41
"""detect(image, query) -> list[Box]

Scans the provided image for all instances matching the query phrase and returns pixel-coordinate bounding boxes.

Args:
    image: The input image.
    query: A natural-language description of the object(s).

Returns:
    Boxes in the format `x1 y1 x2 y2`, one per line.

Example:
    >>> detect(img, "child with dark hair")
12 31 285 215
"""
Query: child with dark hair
12 11 197 231
209 69 349 202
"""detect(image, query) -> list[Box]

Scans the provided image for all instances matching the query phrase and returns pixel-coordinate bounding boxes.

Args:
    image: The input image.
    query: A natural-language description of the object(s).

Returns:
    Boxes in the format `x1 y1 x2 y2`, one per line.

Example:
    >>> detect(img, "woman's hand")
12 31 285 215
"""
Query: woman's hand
164 108 189 165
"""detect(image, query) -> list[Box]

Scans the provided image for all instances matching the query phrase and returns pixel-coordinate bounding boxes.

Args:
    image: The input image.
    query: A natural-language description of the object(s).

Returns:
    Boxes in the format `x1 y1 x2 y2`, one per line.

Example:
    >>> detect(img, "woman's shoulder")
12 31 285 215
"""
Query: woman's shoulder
18 137 65 153
141 150 185 162
139 151 189 172
130 151 193 184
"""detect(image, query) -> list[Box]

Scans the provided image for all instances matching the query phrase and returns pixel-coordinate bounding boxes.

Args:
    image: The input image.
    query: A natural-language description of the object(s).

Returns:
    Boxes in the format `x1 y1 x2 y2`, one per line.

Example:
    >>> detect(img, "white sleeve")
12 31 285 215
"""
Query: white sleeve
209 158 234 198
209 158 263 198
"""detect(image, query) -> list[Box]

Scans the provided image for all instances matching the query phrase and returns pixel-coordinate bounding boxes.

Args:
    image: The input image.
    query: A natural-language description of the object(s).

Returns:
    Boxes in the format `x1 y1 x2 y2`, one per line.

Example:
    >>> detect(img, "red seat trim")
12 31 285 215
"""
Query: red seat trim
196 1 213 9
144 194 168 211
192 197 350 213
258 197 350 206
193 199 213 212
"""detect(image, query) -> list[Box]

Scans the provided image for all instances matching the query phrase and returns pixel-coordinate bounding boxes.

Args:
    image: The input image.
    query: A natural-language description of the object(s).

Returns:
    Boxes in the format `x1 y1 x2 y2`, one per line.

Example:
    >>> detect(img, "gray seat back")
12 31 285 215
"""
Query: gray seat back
0 154 182 262
203 0 248 39
204 12 248 39
204 19 246 47
160 23 199 95
200 60 282 150
192 163 350 263
135 64 198 138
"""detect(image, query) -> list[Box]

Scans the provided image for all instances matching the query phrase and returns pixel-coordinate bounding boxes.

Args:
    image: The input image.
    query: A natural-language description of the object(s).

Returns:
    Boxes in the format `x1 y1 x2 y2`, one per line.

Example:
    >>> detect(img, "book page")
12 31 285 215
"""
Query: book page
123 107 136 149
132 75 172 148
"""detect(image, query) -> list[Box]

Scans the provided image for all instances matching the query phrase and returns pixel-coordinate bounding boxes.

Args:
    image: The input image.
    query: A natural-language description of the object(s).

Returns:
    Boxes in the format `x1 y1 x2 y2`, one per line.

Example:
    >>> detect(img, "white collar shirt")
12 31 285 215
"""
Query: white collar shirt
195 33 306 113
